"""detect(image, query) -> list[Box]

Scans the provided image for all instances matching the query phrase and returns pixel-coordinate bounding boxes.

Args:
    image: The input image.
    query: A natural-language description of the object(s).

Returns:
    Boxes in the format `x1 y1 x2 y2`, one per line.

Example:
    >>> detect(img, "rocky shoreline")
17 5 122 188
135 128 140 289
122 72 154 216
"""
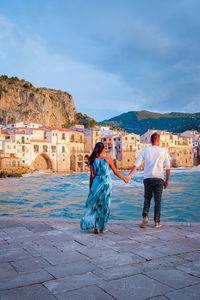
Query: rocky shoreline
0 167 33 178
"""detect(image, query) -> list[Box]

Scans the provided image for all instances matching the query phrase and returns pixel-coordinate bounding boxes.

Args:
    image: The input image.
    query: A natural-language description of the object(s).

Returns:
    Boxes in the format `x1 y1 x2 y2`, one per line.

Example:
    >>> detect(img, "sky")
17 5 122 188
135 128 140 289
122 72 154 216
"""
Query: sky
0 0 200 121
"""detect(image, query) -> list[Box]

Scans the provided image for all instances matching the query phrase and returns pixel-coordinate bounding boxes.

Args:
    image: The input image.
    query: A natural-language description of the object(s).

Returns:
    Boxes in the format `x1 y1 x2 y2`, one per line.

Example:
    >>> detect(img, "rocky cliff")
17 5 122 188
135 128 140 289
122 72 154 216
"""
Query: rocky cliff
0 75 77 126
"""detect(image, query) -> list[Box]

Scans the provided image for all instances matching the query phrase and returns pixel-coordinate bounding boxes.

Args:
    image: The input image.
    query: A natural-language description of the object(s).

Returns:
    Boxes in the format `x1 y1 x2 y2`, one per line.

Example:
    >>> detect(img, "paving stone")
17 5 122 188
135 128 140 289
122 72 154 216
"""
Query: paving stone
0 263 17 279
25 222 55 233
41 249 90 265
55 285 114 300
138 255 186 272
0 231 10 241
0 284 56 300
0 248 32 263
93 263 142 280
11 256 51 273
131 247 166 260
101 274 172 300
165 283 200 300
44 272 101 294
158 243 194 255
145 269 200 289
2 227 33 238
44 261 95 278
79 246 118 259
177 260 200 277
177 251 200 262
0 221 22 229
91 252 145 268
0 270 53 290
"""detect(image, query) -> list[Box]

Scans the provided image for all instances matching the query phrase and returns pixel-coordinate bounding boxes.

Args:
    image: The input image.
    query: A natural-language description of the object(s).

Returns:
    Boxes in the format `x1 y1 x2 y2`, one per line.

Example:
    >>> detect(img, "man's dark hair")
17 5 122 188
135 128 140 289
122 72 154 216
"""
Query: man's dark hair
151 133 160 144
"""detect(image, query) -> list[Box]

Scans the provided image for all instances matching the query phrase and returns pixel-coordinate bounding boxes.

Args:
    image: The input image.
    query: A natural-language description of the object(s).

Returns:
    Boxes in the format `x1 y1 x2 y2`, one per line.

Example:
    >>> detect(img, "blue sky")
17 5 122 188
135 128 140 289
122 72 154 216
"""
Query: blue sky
0 0 200 121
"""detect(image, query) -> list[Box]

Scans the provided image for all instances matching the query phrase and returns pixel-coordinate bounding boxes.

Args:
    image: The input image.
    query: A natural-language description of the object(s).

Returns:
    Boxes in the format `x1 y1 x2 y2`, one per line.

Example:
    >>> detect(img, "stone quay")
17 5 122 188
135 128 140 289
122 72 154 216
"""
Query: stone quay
0 217 200 299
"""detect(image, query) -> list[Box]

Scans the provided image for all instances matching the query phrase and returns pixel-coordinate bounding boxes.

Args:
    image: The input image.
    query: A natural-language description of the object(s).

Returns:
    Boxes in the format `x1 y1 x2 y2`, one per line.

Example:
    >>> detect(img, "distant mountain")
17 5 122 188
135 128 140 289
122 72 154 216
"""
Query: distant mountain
100 110 200 134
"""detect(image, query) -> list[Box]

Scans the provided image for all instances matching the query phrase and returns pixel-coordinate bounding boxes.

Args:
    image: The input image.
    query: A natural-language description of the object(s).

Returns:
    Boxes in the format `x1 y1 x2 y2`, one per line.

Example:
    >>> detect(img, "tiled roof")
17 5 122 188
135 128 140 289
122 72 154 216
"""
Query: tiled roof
46 126 76 133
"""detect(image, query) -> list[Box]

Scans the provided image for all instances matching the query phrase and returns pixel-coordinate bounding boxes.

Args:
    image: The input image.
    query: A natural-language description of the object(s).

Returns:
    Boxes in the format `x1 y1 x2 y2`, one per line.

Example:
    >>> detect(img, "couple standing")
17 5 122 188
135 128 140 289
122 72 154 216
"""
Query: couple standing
80 133 170 234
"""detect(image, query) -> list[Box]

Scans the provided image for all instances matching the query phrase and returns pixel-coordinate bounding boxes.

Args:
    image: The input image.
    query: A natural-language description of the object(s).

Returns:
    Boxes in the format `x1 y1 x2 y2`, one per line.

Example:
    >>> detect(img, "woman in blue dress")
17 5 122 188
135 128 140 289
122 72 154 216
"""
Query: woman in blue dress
80 142 127 234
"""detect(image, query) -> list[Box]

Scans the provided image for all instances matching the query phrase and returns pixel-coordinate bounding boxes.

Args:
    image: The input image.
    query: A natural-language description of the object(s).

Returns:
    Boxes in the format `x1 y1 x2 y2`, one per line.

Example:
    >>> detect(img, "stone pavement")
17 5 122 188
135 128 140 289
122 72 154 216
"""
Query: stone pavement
0 217 200 300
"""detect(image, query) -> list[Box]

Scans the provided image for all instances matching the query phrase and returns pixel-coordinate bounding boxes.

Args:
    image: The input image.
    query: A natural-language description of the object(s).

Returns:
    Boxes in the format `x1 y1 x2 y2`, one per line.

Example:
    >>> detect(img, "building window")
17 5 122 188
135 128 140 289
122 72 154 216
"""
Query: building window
62 146 65 153
22 145 25 152
71 134 75 142
62 133 65 140
125 137 128 141
130 145 132 151
21 136 25 143
131 137 134 140
43 145 48 152
34 145 39 152
80 136 82 142
104 138 106 142
51 146 56 153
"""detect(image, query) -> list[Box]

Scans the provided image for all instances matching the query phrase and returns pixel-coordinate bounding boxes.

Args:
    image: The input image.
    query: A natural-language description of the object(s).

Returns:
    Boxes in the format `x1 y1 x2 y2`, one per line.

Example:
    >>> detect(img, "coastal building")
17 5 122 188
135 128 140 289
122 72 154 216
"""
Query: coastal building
101 134 119 159
141 129 194 167
114 133 140 169
169 146 194 167
181 130 200 165
0 123 90 173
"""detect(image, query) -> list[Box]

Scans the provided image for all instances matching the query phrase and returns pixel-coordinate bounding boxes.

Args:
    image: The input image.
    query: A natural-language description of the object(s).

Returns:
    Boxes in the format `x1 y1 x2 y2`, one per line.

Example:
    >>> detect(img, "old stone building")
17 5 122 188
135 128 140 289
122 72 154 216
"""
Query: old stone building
169 146 194 167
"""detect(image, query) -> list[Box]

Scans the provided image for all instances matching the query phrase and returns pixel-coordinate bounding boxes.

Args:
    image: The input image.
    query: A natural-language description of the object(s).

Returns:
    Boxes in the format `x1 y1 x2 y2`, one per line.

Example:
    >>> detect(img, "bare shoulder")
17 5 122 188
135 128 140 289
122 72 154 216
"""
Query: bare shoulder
104 156 112 164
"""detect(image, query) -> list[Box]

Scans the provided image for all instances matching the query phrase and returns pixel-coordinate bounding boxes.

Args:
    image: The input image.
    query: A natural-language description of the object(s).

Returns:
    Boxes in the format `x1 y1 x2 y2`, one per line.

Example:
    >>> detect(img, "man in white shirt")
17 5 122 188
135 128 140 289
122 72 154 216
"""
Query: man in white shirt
126 133 170 228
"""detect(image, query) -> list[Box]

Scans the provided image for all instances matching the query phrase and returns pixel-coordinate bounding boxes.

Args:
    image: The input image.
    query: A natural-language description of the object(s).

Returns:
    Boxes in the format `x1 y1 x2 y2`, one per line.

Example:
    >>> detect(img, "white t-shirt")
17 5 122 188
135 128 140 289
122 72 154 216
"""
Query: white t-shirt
134 146 170 180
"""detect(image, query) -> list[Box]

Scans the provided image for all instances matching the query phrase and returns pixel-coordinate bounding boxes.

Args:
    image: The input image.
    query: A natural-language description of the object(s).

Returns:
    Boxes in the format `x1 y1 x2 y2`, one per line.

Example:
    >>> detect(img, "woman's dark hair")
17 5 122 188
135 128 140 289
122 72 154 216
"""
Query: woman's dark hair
88 142 104 165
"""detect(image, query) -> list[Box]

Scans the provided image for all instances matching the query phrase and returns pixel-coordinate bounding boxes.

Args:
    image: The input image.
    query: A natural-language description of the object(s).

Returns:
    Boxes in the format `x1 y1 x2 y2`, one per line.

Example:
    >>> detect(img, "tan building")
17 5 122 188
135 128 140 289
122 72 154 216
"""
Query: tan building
169 146 194 167
0 124 90 173
181 130 200 166
101 135 119 159
0 155 22 169
114 133 140 169
141 129 194 168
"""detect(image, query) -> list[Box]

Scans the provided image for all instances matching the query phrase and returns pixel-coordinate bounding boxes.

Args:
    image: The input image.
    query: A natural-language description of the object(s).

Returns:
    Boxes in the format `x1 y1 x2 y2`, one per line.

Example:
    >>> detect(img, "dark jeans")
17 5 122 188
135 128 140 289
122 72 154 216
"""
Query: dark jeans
143 178 164 223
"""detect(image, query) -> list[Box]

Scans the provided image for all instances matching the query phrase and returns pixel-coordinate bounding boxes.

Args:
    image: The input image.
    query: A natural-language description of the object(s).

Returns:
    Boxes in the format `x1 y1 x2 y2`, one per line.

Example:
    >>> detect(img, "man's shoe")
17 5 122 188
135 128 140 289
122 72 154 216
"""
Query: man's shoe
155 222 162 228
140 217 148 228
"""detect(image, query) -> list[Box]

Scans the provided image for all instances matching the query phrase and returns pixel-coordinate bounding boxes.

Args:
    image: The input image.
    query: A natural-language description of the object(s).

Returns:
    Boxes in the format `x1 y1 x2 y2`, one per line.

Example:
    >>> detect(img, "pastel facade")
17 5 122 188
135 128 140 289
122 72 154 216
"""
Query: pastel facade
141 129 194 168
115 133 140 169
0 123 89 172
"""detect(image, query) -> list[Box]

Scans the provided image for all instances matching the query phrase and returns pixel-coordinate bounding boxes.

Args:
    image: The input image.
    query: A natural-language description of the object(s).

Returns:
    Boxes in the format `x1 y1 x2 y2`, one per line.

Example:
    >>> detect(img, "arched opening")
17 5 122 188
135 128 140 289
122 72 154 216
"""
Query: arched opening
77 155 83 172
32 153 53 171
70 155 76 171
84 155 89 172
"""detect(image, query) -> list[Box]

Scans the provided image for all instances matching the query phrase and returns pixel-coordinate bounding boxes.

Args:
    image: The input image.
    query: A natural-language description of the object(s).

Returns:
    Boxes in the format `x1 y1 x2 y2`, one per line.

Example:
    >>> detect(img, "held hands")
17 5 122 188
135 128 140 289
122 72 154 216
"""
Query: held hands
164 180 169 189
123 174 131 183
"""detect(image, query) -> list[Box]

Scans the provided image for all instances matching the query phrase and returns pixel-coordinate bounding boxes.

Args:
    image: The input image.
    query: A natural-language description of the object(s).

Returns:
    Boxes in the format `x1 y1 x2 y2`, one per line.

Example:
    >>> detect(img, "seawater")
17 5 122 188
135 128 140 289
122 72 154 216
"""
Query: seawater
0 167 200 222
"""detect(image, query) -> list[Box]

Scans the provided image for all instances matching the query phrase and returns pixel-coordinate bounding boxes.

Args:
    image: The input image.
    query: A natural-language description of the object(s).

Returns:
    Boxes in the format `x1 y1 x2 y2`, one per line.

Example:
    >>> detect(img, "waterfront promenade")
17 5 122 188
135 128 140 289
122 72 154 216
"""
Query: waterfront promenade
0 217 200 299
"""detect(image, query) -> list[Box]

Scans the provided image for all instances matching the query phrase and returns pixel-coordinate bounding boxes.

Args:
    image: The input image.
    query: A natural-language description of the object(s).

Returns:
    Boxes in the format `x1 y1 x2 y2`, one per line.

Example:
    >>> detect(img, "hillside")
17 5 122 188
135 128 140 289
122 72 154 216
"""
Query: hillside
0 75 77 127
101 110 200 134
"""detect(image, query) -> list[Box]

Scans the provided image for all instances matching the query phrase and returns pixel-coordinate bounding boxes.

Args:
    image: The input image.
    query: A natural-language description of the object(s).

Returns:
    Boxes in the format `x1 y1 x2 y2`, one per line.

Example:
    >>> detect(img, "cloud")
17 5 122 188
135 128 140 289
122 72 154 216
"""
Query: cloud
0 0 200 122
0 14 146 120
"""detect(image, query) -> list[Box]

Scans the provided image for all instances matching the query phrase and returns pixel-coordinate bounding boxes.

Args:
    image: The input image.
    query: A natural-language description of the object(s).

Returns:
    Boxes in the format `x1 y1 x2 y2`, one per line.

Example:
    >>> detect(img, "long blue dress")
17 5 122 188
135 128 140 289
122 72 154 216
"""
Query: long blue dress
80 158 112 232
